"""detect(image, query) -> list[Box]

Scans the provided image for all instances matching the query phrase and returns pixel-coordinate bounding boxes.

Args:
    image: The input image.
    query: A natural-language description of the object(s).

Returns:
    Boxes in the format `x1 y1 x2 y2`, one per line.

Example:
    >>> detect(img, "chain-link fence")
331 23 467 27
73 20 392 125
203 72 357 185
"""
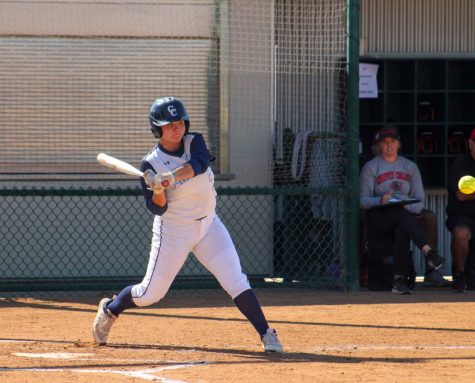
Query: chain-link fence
0 0 355 295
0 187 345 293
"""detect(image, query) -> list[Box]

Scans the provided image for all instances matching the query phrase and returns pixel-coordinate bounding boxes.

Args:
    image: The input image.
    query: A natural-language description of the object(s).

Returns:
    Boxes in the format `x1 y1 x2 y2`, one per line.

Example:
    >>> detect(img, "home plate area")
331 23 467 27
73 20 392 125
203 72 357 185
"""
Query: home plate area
2 347 209 383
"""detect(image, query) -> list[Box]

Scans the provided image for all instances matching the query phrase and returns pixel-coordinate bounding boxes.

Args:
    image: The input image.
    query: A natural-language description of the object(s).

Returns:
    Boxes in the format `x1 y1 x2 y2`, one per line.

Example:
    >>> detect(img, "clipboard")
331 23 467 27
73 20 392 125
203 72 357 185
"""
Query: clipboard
372 198 420 209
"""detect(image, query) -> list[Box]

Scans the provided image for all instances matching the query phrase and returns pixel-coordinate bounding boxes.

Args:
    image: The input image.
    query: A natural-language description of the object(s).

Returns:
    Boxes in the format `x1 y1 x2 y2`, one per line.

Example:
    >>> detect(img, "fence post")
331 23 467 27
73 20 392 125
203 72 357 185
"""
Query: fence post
345 0 360 291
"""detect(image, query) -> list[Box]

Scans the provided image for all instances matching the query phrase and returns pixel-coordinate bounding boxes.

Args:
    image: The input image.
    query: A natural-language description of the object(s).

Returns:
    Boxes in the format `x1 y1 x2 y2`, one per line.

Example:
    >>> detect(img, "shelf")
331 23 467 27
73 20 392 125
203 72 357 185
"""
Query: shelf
416 126 445 155
386 60 414 90
417 93 445 122
448 93 475 122
360 97 384 123
359 58 475 188
448 90 475 94
398 125 415 154
448 60 475 90
417 157 445 188
386 93 414 122
447 126 471 155
417 60 446 90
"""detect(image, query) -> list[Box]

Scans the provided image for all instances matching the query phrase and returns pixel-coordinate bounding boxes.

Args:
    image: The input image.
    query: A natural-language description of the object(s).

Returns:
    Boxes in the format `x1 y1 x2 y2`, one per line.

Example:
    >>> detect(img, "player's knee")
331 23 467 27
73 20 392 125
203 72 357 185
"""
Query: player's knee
223 275 251 299
420 209 436 225
452 226 471 243
133 292 166 307
131 284 167 307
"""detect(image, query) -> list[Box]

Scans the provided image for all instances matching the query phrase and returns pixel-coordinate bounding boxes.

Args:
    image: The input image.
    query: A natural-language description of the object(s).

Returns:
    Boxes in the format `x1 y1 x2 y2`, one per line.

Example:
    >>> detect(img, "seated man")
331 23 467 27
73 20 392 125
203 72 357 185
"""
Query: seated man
446 128 475 292
360 125 446 294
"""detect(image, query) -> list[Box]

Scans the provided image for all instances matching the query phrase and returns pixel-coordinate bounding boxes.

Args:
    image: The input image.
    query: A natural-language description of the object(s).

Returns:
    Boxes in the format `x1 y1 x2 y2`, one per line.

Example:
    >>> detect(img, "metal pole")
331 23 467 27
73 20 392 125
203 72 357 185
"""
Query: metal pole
346 0 360 291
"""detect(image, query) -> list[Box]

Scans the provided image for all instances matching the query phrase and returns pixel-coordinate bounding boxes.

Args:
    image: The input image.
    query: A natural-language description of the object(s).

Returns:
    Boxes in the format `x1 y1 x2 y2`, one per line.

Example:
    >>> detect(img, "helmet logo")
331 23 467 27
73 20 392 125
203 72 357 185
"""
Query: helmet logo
167 105 177 117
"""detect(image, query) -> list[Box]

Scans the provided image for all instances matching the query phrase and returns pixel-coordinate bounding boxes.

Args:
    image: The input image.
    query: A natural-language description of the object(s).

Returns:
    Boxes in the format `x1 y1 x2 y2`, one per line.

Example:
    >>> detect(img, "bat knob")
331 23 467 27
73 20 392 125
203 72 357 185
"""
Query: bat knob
161 180 169 188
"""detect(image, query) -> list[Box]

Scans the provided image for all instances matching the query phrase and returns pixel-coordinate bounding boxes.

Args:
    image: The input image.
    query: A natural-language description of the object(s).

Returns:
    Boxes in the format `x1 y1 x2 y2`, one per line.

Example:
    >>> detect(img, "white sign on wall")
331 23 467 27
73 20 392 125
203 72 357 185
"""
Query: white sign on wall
359 63 379 98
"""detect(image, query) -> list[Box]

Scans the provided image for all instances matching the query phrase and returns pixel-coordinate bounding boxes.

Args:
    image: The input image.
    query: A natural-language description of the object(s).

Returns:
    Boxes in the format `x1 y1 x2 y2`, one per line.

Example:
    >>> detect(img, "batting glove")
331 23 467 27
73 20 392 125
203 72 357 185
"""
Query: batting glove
143 169 176 190
143 169 165 193
155 171 176 189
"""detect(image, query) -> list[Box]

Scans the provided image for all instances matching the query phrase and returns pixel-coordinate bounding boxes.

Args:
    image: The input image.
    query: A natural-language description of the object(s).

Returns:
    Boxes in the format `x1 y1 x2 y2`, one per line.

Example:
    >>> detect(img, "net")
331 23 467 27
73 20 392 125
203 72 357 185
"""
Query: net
0 0 348 188
0 1 350 293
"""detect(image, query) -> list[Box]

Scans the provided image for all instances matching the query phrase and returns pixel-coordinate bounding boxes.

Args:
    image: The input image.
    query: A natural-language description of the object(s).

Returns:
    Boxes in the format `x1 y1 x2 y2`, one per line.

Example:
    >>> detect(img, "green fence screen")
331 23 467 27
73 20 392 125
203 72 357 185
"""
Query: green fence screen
0 187 345 293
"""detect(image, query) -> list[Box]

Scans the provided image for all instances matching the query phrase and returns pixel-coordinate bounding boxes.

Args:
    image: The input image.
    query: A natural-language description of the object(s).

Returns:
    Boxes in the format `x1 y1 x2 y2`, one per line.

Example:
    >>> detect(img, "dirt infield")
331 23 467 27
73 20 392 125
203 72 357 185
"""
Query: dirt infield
1 288 475 383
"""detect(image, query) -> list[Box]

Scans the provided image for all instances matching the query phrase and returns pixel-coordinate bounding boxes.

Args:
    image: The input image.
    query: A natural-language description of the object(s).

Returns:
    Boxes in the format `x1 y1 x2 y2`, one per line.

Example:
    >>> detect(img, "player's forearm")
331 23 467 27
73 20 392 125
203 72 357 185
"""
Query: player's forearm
173 163 195 181
152 189 167 206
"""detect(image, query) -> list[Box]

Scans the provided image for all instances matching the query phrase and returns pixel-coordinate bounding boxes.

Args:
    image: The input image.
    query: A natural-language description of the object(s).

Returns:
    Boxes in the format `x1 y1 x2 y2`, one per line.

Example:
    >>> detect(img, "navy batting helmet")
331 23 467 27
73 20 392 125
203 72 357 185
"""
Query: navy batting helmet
149 97 190 138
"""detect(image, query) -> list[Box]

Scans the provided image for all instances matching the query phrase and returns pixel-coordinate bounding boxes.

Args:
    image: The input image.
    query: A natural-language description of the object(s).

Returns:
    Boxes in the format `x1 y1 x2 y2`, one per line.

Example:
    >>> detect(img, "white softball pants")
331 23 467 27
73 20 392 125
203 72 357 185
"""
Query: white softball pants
131 213 250 306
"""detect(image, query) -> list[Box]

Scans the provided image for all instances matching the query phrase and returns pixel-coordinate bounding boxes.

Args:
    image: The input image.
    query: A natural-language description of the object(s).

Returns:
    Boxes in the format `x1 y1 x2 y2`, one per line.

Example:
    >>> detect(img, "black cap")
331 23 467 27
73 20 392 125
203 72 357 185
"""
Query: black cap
374 125 400 143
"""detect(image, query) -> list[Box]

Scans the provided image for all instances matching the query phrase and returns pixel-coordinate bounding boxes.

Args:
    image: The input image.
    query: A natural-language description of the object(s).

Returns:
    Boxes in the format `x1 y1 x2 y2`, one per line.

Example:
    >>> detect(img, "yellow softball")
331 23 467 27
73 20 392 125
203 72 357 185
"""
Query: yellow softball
458 175 475 194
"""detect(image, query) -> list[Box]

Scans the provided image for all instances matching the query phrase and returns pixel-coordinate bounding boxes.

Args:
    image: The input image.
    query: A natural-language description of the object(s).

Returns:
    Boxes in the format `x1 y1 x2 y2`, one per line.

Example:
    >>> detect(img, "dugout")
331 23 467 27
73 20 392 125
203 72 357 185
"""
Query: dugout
358 0 475 283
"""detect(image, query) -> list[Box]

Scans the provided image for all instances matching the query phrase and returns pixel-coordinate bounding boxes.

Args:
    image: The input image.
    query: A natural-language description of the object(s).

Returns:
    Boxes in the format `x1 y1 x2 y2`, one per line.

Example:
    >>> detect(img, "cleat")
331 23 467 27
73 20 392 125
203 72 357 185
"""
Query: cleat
261 328 283 353
452 273 467 293
426 249 445 271
392 276 411 295
423 269 452 287
92 297 117 345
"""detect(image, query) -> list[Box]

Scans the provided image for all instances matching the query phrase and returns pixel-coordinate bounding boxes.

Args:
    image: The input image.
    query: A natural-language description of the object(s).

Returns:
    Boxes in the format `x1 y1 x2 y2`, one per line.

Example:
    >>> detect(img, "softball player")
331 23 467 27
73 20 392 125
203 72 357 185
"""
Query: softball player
92 97 283 353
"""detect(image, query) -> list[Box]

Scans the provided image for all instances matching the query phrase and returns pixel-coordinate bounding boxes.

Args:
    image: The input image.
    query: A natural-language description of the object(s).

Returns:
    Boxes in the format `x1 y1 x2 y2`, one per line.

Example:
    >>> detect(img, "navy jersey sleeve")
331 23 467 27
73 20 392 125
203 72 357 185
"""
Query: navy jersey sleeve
139 160 168 216
188 133 212 175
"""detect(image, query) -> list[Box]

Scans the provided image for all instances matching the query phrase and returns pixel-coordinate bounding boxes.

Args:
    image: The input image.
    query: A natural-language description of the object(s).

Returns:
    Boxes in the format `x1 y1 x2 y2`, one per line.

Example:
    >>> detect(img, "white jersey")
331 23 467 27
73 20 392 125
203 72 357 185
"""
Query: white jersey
144 134 217 224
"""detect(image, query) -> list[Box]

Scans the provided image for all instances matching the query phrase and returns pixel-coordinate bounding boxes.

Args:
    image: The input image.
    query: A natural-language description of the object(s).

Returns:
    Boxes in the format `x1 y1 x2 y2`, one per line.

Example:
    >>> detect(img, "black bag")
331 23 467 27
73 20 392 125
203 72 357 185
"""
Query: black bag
366 239 394 291
365 239 416 291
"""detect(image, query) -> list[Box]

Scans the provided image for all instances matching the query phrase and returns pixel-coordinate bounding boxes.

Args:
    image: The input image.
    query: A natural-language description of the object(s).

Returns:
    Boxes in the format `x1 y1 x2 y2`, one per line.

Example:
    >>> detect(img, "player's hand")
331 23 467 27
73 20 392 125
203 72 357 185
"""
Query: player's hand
456 190 475 202
155 171 176 189
143 169 165 192
380 193 392 204
143 169 176 190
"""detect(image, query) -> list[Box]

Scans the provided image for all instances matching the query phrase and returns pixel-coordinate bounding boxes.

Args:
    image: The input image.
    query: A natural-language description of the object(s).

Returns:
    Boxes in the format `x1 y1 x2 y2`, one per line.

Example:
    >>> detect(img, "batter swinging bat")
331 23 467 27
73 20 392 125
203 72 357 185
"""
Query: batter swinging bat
96 153 144 178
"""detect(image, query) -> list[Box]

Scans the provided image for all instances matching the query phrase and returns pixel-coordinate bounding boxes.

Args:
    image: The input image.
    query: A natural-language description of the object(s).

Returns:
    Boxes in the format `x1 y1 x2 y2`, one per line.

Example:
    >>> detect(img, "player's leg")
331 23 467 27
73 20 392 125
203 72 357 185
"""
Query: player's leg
105 235 188 316
193 215 283 352
415 209 438 249
93 220 193 344
367 206 445 269
446 215 475 292
451 225 470 292
93 285 136 343
366 207 427 247
131 241 190 306
391 226 411 294
233 289 283 352
92 296 118 345
415 209 451 287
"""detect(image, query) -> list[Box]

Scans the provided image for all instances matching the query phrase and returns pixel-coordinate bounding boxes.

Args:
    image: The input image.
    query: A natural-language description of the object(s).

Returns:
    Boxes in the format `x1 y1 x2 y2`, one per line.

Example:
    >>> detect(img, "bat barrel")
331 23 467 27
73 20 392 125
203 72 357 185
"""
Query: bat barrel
96 153 143 178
